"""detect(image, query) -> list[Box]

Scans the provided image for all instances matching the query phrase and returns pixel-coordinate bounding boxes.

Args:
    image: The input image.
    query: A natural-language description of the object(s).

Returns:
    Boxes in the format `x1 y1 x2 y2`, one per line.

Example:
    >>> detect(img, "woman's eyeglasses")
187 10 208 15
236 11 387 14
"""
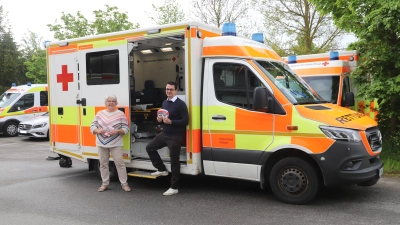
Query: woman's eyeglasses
107 100 116 103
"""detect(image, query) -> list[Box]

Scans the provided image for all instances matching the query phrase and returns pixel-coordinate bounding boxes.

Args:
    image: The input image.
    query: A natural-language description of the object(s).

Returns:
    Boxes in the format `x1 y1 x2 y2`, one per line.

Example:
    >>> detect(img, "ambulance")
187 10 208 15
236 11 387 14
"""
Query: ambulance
47 21 383 204
282 51 378 121
0 83 48 137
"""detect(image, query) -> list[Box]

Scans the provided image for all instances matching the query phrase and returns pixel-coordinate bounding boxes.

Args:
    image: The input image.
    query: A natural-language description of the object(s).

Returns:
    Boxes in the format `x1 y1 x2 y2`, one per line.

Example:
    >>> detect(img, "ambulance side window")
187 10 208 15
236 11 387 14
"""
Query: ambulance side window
40 91 48 106
86 50 120 85
9 93 34 112
213 63 263 110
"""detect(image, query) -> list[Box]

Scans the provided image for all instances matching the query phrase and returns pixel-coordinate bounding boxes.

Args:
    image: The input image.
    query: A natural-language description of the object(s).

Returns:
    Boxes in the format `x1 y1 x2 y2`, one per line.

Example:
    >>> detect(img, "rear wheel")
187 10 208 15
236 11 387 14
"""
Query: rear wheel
94 159 119 182
3 121 19 137
269 157 320 205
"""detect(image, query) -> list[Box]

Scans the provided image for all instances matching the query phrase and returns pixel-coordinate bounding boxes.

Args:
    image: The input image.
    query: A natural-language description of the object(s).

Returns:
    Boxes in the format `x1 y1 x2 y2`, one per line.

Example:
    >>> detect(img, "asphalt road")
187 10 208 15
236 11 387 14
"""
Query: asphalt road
1 135 399 225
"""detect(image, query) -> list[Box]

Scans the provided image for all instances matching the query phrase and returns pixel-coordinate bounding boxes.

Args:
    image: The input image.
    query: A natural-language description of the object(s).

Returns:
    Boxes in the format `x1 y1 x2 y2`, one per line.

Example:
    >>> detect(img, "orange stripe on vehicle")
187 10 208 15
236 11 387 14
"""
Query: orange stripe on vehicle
51 124 79 144
48 44 78 55
108 37 126 42
24 107 39 114
82 126 96 147
235 108 273 131
199 29 220 39
79 44 93 50
295 55 358 63
191 129 201 153
211 134 235 149
203 46 281 60
291 137 334 154
202 132 211 148
293 67 344 75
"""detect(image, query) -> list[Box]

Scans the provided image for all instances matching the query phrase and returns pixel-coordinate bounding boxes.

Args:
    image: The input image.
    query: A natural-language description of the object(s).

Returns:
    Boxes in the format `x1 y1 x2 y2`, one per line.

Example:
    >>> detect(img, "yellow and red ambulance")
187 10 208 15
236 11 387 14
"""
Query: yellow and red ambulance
0 83 48 136
47 21 383 204
282 51 378 121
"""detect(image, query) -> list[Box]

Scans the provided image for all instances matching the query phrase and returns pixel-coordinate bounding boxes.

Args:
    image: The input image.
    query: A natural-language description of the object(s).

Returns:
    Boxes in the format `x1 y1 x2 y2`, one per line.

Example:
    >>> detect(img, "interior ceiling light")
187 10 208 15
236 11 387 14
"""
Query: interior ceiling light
160 47 173 52
140 49 153 54
165 42 172 46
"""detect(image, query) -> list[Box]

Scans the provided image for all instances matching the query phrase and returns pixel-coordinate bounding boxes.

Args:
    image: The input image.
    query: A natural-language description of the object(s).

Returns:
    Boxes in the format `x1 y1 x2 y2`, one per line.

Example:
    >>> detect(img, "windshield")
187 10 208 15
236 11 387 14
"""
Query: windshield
0 92 21 108
302 76 340 104
254 60 326 104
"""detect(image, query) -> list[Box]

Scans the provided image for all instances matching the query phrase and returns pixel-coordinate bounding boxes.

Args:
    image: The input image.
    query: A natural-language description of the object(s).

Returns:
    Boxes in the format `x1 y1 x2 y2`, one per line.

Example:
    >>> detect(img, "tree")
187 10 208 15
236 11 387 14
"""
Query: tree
190 0 250 28
256 0 345 56
0 6 28 93
149 0 186 25
21 31 47 84
47 4 140 40
310 0 400 142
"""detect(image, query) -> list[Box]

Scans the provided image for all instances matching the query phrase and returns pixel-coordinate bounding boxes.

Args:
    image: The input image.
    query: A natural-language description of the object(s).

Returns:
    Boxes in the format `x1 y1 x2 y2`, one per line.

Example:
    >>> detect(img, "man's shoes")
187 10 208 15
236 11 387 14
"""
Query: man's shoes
163 188 179 196
151 170 169 176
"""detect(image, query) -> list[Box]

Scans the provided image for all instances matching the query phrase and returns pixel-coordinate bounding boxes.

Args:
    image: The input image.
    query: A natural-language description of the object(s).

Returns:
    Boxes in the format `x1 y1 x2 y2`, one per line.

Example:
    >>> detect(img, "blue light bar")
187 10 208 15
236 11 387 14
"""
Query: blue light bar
252 33 264 43
11 83 16 87
330 51 339 60
288 55 297 64
27 82 31 86
222 23 236 36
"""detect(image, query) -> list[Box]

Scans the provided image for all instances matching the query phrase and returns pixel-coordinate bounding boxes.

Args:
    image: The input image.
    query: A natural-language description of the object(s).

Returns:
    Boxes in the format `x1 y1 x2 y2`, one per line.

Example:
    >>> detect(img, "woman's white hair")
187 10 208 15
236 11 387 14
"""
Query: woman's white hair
105 94 118 104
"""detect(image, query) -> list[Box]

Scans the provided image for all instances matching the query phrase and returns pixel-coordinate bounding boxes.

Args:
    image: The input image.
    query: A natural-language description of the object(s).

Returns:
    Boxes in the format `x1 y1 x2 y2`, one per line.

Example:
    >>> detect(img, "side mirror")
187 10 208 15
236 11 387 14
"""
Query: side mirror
342 92 355 107
253 87 269 112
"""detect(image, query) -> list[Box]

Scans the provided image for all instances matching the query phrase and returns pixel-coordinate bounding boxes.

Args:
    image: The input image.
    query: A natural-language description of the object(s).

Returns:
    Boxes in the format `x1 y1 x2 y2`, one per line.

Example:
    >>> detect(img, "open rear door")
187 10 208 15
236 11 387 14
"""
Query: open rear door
77 41 131 162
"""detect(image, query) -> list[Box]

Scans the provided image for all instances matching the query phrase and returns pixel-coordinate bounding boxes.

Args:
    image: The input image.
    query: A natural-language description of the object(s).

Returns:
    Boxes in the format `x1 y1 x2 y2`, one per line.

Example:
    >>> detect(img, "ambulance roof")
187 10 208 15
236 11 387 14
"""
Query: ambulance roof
6 84 47 92
47 21 221 46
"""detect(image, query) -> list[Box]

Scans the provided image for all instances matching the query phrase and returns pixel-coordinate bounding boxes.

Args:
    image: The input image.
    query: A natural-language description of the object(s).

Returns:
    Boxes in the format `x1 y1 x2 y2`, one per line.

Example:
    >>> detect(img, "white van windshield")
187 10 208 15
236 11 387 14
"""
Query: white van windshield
0 92 21 108
254 60 327 105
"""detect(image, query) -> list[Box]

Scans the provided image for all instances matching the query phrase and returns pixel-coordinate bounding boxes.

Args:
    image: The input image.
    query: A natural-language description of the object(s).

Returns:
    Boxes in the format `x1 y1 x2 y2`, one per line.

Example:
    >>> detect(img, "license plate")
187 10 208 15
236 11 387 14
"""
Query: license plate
19 130 27 134
378 167 384 177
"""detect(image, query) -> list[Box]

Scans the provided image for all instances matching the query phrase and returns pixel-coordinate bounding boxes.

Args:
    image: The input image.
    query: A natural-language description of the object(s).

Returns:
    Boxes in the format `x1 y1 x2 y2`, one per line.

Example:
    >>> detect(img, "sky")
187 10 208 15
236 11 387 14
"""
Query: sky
0 0 355 48
0 0 191 44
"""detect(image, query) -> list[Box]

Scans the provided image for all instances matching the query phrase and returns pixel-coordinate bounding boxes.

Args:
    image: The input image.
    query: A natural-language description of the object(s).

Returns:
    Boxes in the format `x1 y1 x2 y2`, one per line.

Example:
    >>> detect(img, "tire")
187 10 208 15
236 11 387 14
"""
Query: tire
269 157 320 205
59 157 72 168
93 159 119 182
3 121 19 137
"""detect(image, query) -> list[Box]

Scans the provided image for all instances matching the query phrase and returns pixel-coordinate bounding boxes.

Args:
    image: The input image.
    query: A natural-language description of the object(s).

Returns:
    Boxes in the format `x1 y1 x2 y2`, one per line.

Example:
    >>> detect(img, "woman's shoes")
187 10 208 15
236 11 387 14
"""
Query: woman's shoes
122 184 131 192
98 185 108 192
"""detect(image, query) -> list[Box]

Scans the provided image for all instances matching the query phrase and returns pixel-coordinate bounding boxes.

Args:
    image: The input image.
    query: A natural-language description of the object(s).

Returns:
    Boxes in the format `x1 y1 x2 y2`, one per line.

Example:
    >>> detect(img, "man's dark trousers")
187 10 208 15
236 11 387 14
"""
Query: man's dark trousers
146 132 183 189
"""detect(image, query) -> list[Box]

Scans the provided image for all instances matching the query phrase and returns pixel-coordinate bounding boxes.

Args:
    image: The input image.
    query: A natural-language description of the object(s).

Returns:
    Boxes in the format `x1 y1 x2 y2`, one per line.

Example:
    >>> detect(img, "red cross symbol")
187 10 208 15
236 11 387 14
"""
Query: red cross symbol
57 65 73 91
322 61 329 66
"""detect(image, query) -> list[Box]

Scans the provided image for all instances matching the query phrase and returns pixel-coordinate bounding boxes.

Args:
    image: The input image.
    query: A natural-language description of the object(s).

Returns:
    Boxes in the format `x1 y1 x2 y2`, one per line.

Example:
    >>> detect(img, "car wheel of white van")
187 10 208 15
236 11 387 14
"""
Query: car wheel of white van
270 157 320 205
94 159 119 182
3 122 18 137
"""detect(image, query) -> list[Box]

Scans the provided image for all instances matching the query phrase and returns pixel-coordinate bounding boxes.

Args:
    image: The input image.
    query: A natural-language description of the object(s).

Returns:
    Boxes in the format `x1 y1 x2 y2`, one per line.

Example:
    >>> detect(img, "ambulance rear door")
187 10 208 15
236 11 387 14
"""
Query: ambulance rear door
77 41 131 161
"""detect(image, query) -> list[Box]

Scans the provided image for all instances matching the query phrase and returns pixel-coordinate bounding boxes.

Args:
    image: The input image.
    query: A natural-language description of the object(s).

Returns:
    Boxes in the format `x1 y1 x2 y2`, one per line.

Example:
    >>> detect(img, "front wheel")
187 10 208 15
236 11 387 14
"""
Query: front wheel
3 121 19 137
269 157 320 205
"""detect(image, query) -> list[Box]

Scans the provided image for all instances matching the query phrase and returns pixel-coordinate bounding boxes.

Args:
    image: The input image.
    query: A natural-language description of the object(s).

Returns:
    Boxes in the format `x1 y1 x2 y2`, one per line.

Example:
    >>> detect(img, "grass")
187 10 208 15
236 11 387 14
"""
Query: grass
380 141 400 176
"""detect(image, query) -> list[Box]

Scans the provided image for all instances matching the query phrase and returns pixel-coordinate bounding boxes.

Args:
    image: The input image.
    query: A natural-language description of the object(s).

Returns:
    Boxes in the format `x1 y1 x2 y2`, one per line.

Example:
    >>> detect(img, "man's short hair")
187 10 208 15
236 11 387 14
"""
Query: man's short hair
167 81 177 90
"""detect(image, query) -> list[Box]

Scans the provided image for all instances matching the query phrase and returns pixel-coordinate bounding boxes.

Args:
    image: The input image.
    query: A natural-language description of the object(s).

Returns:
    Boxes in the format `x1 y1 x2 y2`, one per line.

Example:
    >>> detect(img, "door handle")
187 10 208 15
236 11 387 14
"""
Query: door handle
212 115 226 120
33 110 37 112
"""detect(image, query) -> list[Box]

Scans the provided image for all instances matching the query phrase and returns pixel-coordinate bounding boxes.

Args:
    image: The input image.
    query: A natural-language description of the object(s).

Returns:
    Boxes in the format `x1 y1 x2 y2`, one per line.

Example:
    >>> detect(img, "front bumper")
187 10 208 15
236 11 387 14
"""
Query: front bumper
18 126 48 138
312 140 383 187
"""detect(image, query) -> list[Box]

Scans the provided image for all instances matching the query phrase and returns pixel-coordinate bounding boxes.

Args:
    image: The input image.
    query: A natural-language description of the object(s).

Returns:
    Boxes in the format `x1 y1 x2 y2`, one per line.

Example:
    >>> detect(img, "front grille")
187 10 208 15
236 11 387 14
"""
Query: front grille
365 127 382 152
19 124 32 130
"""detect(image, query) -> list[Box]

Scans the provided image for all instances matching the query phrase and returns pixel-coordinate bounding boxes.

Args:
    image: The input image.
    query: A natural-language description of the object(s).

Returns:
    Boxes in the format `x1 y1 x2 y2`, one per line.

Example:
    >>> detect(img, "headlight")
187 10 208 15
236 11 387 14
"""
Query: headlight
319 126 361 142
32 123 47 128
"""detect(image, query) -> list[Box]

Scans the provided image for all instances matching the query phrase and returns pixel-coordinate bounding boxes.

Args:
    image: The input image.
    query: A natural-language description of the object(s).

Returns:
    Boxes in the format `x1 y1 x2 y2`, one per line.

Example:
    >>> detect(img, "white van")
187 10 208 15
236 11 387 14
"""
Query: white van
0 83 48 136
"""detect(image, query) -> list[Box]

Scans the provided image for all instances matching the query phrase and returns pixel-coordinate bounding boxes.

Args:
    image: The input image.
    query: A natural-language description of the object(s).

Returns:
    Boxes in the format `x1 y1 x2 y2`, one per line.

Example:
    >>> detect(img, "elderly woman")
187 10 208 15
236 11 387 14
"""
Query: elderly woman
90 94 131 192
